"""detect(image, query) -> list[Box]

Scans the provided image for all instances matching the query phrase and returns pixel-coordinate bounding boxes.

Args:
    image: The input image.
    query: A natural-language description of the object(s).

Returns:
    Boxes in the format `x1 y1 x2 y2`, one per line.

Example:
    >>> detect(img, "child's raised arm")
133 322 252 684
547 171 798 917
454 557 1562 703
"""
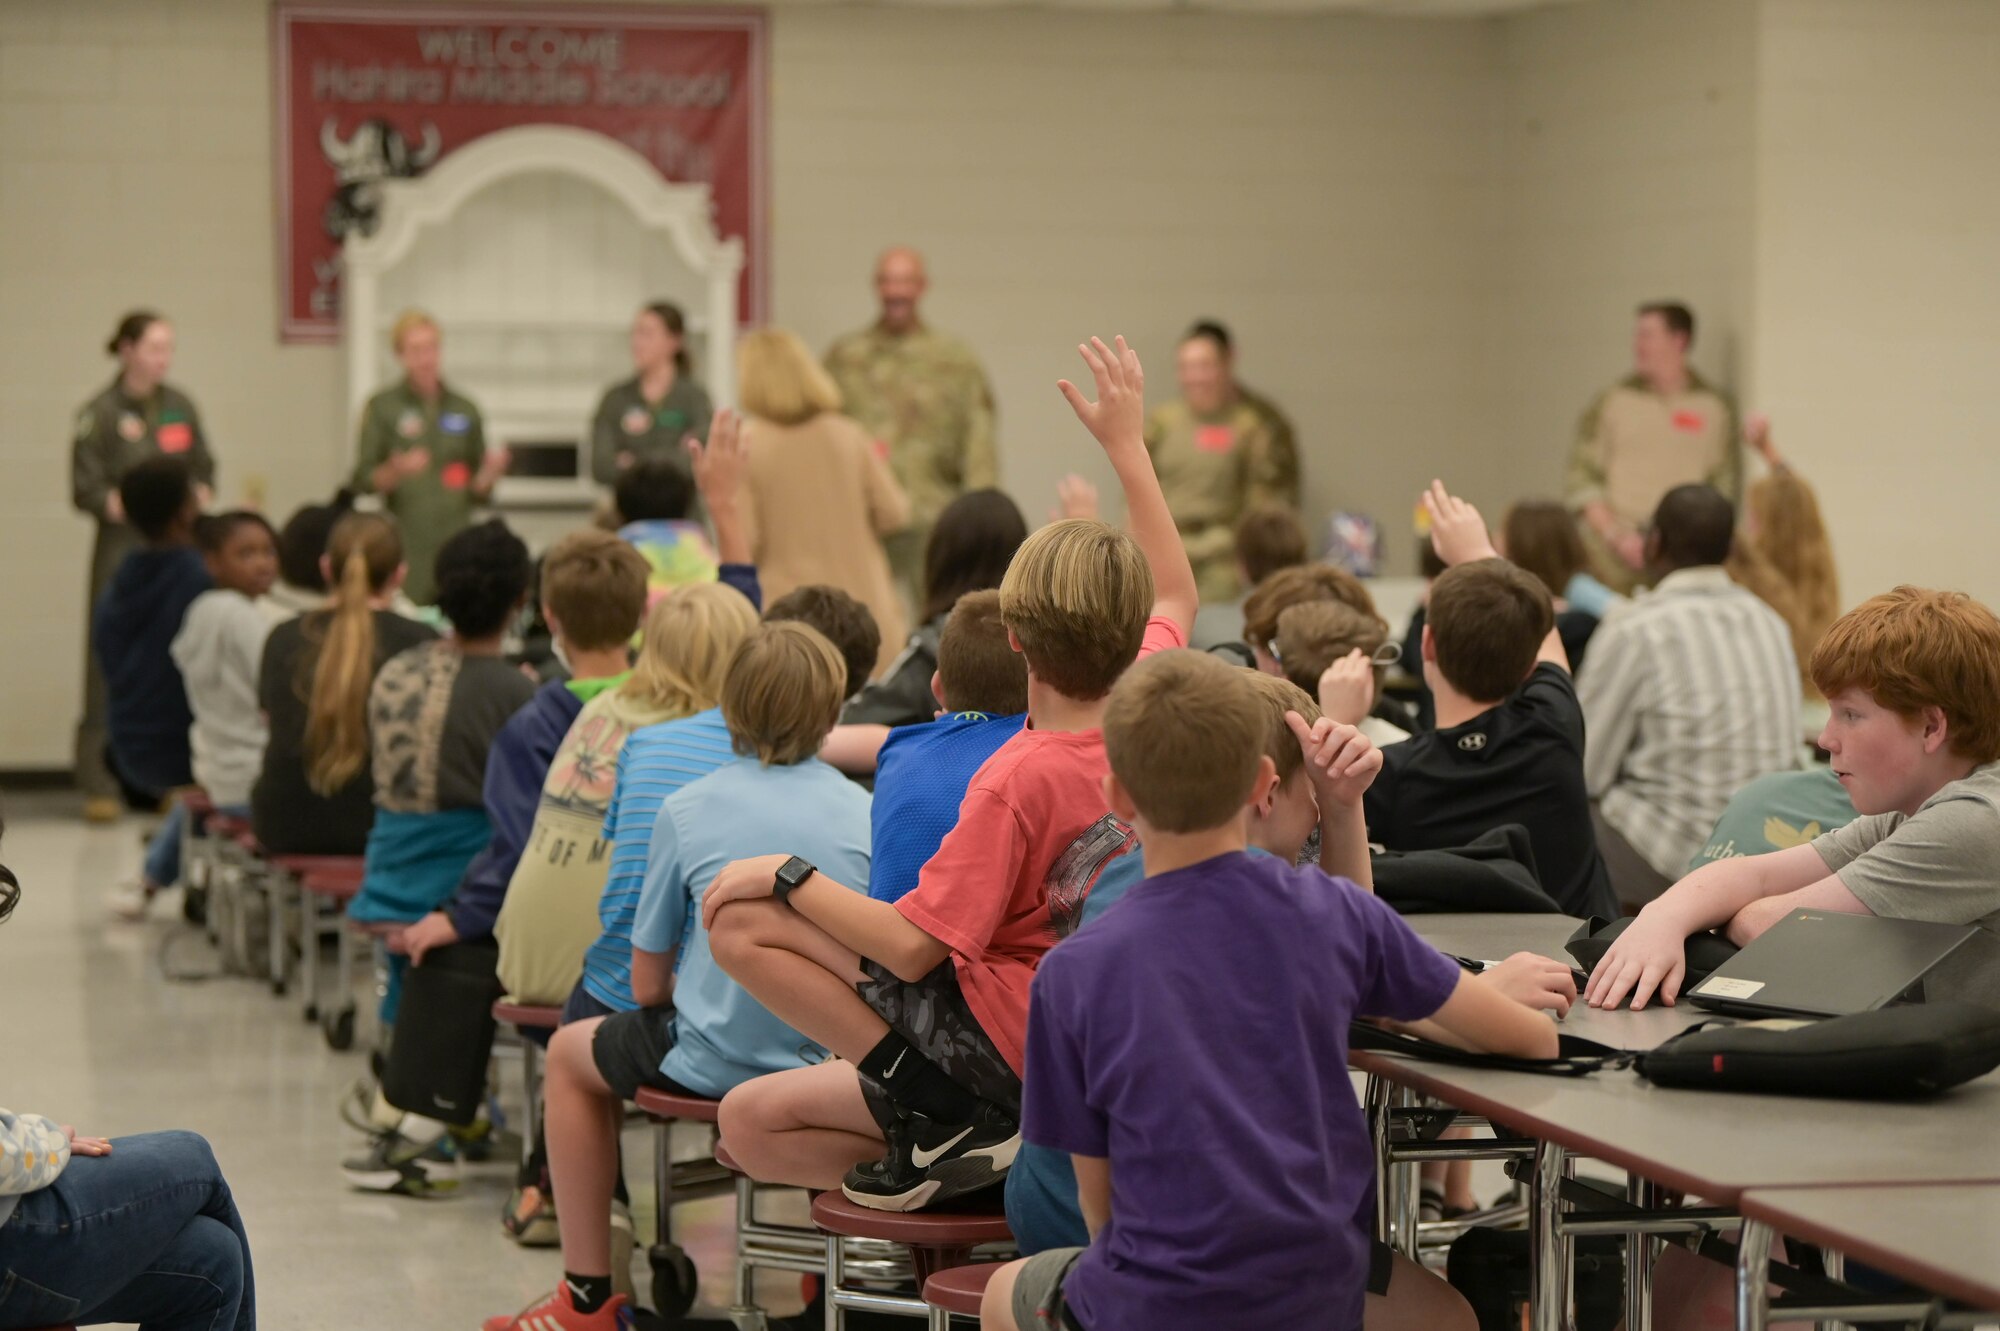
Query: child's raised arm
1059 336 1198 638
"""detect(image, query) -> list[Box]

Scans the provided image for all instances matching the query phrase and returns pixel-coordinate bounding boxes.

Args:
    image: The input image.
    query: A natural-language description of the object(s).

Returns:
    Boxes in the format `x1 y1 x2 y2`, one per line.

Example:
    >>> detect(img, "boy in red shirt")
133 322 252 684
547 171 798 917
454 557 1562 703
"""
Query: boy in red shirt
703 336 1197 1211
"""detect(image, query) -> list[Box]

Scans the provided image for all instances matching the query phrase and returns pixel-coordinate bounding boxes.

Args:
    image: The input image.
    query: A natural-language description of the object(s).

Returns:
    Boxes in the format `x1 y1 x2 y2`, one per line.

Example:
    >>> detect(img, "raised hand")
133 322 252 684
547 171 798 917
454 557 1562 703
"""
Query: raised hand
1052 473 1100 522
1422 479 1499 567
688 409 748 508
1317 649 1377 727
1057 336 1146 456
1285 711 1382 807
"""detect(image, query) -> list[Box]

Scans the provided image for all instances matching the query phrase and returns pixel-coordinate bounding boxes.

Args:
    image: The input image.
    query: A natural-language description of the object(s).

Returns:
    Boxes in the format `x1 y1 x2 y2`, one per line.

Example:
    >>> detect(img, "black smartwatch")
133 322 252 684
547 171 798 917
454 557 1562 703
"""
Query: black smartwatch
772 856 817 907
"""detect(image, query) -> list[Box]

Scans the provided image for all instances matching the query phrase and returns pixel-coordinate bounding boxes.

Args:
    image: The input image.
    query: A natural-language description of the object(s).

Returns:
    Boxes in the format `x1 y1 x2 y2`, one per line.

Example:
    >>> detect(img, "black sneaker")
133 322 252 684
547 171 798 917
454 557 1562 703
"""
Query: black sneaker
840 1101 1019 1212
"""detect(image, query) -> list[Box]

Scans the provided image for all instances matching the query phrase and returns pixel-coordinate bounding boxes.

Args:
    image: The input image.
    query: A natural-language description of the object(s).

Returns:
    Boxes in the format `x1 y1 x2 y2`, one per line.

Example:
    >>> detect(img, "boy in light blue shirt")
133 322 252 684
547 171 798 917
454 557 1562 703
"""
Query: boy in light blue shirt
490 620 870 1331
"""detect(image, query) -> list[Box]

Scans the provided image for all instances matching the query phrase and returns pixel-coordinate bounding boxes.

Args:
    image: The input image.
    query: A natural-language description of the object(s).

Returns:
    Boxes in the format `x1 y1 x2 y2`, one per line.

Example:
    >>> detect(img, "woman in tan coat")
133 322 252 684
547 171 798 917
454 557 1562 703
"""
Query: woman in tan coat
738 329 911 678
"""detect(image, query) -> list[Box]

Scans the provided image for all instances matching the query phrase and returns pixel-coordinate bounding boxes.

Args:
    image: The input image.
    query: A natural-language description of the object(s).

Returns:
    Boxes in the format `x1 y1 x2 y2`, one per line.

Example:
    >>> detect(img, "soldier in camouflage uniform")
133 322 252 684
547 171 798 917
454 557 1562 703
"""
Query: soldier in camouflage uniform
1145 325 1299 604
71 312 217 820
1566 303 1743 593
351 312 508 605
588 302 714 524
823 248 997 602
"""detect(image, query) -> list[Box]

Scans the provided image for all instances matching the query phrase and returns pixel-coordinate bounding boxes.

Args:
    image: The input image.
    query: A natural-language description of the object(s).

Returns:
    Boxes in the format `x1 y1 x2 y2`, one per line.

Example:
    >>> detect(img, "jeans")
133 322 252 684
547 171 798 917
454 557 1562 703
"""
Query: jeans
0 1130 254 1331
142 803 249 891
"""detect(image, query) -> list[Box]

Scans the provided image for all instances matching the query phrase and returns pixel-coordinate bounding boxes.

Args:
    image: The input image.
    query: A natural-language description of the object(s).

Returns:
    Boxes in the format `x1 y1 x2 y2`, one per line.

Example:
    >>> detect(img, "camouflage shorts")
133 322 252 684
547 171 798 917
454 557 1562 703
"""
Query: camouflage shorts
855 958 1021 1124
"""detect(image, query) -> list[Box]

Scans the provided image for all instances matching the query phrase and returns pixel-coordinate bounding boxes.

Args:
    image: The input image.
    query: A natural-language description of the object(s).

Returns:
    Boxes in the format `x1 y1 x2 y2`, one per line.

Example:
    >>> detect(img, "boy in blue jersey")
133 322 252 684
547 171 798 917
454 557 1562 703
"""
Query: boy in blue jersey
869 590 1029 904
488 622 872 1331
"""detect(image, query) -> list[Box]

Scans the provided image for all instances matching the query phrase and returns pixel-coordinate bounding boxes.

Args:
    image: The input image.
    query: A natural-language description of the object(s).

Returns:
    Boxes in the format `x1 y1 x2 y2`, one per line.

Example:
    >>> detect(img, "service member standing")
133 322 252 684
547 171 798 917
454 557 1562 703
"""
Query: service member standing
71 311 216 821
588 300 714 495
823 247 997 601
1145 324 1295 604
1186 319 1301 510
351 310 507 605
1567 302 1743 593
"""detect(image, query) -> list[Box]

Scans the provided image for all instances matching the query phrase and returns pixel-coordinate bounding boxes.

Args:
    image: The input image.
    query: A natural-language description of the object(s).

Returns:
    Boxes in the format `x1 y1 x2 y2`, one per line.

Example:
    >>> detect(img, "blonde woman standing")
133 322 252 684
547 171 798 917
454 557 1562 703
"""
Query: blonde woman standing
351 311 508 604
737 329 911 679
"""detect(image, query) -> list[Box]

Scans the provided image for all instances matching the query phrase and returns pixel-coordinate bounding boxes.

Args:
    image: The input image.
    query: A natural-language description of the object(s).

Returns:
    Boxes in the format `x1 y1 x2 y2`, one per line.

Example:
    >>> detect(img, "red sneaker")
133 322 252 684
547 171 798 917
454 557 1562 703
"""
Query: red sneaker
482 1283 632 1331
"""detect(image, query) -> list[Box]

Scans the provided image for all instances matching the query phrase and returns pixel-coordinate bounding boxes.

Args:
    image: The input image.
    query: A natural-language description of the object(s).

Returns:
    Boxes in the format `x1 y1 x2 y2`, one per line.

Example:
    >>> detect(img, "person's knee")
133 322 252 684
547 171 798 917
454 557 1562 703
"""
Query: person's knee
146 1129 223 1180
708 899 781 976
979 1258 1024 1330
1367 1252 1474 1331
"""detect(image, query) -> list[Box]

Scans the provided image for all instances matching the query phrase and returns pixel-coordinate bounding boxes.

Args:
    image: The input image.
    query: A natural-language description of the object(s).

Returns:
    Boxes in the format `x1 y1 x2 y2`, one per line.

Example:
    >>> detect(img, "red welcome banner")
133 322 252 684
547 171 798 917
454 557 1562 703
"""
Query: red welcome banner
273 3 766 343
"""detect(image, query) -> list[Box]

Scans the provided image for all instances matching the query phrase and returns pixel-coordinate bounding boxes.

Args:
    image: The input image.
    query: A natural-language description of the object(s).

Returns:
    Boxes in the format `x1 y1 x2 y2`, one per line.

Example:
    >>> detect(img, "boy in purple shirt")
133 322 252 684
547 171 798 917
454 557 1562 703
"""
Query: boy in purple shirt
984 650 1559 1331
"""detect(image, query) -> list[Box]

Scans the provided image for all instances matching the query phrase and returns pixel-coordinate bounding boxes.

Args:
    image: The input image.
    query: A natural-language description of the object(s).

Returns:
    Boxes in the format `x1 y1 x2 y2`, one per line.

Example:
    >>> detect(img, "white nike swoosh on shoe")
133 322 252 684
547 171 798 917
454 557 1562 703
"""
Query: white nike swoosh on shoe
910 1124 976 1169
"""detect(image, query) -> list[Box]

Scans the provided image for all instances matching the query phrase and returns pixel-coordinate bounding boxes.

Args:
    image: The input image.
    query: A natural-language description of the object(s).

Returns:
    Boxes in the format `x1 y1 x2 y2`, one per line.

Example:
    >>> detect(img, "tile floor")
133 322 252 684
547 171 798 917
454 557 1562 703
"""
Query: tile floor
0 797 810 1330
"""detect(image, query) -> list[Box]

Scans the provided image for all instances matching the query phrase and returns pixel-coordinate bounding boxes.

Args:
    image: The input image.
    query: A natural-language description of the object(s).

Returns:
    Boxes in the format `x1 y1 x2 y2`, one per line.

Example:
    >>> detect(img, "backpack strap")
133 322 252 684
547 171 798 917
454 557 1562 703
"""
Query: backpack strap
1350 1021 1633 1077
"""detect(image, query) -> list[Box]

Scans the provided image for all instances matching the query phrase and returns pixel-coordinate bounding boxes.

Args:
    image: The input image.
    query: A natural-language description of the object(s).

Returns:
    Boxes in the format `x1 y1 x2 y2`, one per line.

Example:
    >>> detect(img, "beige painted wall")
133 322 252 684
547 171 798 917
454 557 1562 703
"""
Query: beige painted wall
4 0 1996 768
0 0 1502 766
1491 0 1758 505
1749 0 2000 610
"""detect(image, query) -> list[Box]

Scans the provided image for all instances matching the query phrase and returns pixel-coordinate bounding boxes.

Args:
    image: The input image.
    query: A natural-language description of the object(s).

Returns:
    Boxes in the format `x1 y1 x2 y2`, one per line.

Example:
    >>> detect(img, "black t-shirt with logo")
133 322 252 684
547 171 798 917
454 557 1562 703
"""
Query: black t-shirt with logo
1363 662 1617 919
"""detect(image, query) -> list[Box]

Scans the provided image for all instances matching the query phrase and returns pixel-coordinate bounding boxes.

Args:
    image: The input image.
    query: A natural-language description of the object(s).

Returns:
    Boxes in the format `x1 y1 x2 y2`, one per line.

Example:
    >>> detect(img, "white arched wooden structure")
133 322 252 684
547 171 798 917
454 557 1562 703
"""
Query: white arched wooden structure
342 124 743 502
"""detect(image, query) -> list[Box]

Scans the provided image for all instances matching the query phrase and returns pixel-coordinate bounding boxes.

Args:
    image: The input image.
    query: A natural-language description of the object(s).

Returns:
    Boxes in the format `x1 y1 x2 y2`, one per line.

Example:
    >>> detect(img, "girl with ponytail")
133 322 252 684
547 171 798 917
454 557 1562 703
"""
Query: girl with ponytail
252 508 436 856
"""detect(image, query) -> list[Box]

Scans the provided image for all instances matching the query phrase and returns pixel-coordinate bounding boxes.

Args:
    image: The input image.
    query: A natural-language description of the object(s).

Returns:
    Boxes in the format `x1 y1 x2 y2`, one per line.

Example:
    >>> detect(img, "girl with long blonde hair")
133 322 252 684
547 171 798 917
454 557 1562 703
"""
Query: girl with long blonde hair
251 508 435 855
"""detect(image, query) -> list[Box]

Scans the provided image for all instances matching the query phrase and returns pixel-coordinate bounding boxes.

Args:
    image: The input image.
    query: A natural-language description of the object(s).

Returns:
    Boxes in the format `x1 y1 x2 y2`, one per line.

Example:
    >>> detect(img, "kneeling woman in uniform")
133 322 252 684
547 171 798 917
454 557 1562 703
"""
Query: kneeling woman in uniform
350 310 508 606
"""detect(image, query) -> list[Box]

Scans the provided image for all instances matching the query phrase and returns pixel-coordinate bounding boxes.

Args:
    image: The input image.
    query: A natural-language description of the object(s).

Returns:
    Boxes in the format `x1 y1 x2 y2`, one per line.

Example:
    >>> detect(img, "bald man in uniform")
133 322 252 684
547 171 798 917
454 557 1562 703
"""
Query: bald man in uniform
824 248 997 601
1567 302 1743 593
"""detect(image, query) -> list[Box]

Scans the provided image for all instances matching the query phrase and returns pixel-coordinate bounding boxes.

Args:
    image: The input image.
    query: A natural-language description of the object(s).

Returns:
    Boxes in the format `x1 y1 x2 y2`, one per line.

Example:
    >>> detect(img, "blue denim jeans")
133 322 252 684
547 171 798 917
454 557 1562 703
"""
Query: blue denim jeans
0 1130 254 1331
142 804 250 891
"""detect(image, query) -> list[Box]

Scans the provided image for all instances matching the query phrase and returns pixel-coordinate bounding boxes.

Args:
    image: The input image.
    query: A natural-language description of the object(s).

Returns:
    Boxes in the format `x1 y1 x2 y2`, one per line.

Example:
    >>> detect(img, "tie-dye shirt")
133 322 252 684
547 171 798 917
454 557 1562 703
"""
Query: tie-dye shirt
0 1109 70 1230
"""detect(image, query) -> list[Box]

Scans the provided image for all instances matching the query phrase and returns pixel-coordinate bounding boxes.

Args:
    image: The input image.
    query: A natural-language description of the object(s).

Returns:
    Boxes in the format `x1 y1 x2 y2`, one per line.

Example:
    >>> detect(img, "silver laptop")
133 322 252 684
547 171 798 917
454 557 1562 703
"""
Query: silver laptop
1687 910 1980 1019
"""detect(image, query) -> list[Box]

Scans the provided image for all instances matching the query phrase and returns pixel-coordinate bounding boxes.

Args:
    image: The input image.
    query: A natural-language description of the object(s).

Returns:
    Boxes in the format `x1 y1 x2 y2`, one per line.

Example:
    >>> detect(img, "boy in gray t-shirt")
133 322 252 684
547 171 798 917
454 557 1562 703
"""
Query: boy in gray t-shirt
1584 586 2000 1013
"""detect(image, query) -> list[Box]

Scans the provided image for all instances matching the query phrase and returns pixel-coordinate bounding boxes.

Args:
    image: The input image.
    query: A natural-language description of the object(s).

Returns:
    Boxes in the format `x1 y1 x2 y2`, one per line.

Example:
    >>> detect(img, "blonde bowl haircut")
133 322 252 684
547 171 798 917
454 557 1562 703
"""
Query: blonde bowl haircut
998 519 1153 702
1239 669 1321 787
721 621 848 766
624 582 761 720
1104 649 1267 833
1273 600 1391 696
390 308 439 353
540 529 651 652
738 328 843 427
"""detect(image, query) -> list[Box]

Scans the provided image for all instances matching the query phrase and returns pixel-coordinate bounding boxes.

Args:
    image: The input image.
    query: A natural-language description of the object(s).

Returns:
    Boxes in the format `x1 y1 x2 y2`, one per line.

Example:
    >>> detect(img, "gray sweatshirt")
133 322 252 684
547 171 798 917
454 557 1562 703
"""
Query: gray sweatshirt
169 589 284 807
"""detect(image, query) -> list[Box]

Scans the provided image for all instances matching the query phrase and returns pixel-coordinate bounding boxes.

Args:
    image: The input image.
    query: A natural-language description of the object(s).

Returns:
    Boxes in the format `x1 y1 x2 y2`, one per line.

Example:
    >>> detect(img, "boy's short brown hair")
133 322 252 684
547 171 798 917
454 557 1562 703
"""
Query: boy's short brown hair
1105 650 1267 833
1235 506 1309 588
936 590 1028 717
764 585 881 700
721 622 847 765
999 518 1153 701
1241 563 1377 653
1240 670 1321 787
1810 586 2000 763
1272 601 1390 696
1426 558 1554 703
541 529 650 651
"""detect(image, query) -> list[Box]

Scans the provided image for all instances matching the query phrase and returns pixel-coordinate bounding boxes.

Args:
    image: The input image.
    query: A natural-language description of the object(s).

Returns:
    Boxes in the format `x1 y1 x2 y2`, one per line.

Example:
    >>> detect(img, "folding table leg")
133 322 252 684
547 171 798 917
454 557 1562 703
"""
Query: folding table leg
1736 1218 1775 1331
300 888 319 1020
1626 1174 1658 1331
1530 1140 1572 1331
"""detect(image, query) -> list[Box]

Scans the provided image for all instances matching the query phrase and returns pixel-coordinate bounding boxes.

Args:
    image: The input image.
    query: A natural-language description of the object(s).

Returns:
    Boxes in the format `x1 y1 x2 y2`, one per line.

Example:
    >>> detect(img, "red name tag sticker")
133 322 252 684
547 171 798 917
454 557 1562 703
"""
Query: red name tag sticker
1194 424 1236 454
156 421 193 453
440 460 471 491
1671 410 1706 433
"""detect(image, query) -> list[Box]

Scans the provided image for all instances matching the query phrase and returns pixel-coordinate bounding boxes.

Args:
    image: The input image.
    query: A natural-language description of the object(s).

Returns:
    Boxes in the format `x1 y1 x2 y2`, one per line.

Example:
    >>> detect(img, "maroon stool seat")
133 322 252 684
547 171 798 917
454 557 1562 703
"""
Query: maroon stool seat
492 1001 561 1030
811 1191 1013 1284
924 1261 1002 1316
179 789 217 819
633 1086 720 1124
227 826 262 855
271 853 364 884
